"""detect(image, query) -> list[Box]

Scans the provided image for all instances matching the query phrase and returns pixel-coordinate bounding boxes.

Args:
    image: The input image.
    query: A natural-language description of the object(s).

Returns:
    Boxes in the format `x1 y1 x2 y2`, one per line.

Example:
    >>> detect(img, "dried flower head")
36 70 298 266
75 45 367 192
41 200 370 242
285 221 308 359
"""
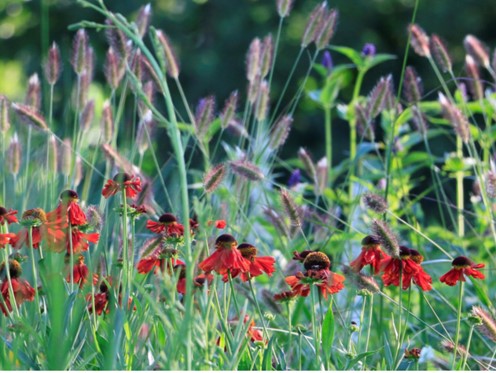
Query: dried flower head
430 34 452 73
204 163 226 193
371 219 399 258
403 66 423 104
408 24 430 57
363 193 388 214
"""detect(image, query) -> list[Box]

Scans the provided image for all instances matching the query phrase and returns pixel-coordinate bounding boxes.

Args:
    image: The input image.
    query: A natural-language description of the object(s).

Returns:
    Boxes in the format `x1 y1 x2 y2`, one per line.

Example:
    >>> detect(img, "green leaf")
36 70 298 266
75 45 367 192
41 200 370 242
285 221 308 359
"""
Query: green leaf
322 301 335 364
262 337 275 370
329 46 363 66
345 349 382 370
362 53 396 70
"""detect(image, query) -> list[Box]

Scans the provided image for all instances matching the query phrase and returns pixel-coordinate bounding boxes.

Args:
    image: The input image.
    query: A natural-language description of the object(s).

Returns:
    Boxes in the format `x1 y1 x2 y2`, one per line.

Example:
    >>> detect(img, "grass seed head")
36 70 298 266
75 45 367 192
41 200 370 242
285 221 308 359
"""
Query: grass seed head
464 34 490 68
408 24 431 57
371 219 399 258
430 34 452 73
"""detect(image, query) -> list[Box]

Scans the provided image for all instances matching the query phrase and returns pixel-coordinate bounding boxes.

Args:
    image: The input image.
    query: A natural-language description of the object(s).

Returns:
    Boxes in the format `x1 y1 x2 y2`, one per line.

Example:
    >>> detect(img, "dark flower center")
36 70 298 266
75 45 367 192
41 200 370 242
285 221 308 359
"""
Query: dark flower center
399 246 411 258
409 249 423 264
452 256 472 268
361 235 380 247
215 234 237 249
303 252 331 270
59 189 79 202
22 208 47 223
0 207 8 216
113 172 132 183
159 213 177 224
9 259 23 278
237 243 257 260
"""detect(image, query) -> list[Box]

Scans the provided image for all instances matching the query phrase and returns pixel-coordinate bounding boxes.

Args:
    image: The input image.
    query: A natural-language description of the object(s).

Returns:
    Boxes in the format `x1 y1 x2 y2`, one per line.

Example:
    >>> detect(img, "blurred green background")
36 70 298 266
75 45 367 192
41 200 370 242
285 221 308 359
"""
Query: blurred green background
1 0 495 164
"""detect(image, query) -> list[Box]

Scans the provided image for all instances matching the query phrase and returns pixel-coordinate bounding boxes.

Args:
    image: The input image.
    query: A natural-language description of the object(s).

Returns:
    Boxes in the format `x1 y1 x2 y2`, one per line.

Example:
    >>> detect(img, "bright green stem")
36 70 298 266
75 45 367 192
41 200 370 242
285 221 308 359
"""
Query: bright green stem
69 224 74 293
310 285 322 369
121 191 131 302
452 281 464 369
28 226 41 315
248 279 269 341
268 16 284 91
324 105 332 183
363 294 374 368
227 271 240 317
456 136 465 238
22 126 32 212
286 302 293 363
462 325 474 370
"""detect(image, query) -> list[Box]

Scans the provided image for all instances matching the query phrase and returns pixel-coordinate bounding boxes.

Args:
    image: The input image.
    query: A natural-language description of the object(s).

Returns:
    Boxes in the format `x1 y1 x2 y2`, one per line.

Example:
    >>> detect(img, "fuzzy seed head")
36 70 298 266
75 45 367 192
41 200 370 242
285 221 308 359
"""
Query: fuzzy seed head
464 35 490 68
25 74 41 110
246 38 261 82
80 100 95 133
486 171 496 199
101 100 114 144
469 306 496 342
48 135 58 174
408 24 431 57
301 2 326 48
280 188 301 228
45 42 62 85
156 30 180 78
371 219 399 258
342 265 380 294
315 157 328 196
315 8 338 50
363 193 388 214
11 103 48 131
277 0 293 18
355 103 374 141
204 163 226 193
263 208 290 238
230 161 264 181
74 156 83 188
105 47 125 90
298 147 317 182
221 91 238 129
260 35 273 78
465 55 483 100
61 138 73 177
195 96 216 140
269 114 293 149
403 66 423 104
367 76 390 120
72 29 89 75
255 80 270 122
136 4 152 38
136 111 154 156
105 19 130 62
438 93 470 143
430 34 452 73
411 105 428 135
7 133 21 176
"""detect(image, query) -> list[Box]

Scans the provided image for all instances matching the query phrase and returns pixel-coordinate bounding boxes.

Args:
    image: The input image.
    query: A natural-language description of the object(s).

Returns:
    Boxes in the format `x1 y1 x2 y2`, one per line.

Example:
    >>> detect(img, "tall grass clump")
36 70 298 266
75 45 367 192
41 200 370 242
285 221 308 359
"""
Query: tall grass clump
0 0 495 370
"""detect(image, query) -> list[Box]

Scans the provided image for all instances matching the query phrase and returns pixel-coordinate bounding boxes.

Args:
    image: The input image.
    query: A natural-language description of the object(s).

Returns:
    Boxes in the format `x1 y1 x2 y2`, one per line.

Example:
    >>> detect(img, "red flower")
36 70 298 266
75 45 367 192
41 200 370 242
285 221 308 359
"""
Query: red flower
207 219 227 229
0 233 16 248
285 251 345 299
380 246 432 291
11 208 66 250
146 213 185 237
273 290 298 302
87 292 109 315
62 229 99 254
350 235 390 274
137 246 185 275
176 267 214 295
102 173 142 199
245 315 265 343
409 249 432 291
47 190 87 226
0 207 18 225
198 234 251 275
66 255 89 288
222 243 275 282
0 260 35 315
440 256 485 286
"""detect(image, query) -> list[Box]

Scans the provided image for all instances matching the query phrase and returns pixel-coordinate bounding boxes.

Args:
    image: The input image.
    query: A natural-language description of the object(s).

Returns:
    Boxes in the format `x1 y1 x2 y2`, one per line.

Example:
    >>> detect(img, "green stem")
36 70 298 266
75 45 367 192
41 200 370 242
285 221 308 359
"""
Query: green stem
324 105 332 184
456 136 465 238
363 294 374 369
248 279 269 341
121 191 130 302
227 271 240 317
462 325 474 370
2 234 19 317
310 285 322 369
69 225 74 293
452 281 464 369
28 226 41 315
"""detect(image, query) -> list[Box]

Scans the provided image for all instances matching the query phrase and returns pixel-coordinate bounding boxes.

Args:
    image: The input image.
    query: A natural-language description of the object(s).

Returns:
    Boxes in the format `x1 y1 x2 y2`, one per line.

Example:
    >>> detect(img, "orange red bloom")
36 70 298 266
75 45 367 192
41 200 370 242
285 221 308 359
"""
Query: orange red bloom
146 213 184 237
285 251 345 299
222 243 275 282
102 173 142 199
198 234 251 276
66 255 89 288
47 190 87 226
350 235 390 274
137 246 185 275
0 233 16 248
0 260 35 315
0 207 18 225
440 256 485 286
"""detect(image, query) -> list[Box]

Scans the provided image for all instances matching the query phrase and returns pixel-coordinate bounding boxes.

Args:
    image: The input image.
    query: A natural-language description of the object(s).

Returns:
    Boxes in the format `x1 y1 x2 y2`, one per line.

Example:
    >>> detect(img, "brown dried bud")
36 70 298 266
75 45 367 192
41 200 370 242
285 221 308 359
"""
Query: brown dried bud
371 219 399 258
0 95 10 133
301 2 326 48
465 55 483 100
105 47 125 90
45 42 62 85
464 34 490 68
204 163 226 193
438 93 470 143
315 8 338 50
220 91 238 129
25 74 41 110
246 38 261 82
155 30 180 79
408 24 430 57
230 160 264 181
276 0 293 18
430 34 452 73
71 29 89 75
255 80 270 122
280 188 301 228
11 103 48 131
403 66 423 104
269 114 293 149
101 100 114 144
135 4 152 38
7 133 21 176
80 99 95 133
